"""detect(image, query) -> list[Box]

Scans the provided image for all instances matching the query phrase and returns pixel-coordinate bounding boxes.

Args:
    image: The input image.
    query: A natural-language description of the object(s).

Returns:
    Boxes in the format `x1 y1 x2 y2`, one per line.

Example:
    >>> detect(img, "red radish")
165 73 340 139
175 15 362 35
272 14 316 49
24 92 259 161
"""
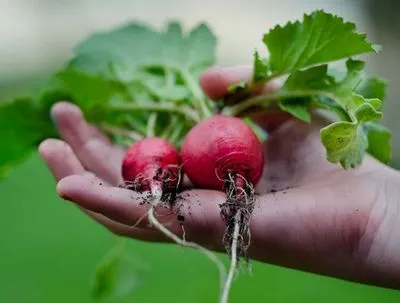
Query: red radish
181 115 264 190
122 137 181 200
181 115 265 303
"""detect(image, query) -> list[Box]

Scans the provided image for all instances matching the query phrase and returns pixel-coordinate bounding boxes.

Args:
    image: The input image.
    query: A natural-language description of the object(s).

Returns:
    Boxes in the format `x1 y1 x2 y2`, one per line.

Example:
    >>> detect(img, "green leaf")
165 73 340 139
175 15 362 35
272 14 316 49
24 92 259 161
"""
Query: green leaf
282 59 381 121
280 59 377 121
37 68 128 112
279 98 311 122
313 96 351 122
69 22 217 82
67 21 216 121
234 23 389 170
283 64 330 91
331 92 382 122
252 50 269 82
355 76 387 100
320 100 384 168
69 23 159 79
93 250 121 299
354 103 382 123
282 59 367 112
363 122 391 164
327 59 365 110
92 240 147 300
0 98 54 177
335 60 366 99
184 23 217 71
273 55 388 168
139 72 190 101
0 70 128 178
321 121 368 169
365 98 382 110
263 10 379 76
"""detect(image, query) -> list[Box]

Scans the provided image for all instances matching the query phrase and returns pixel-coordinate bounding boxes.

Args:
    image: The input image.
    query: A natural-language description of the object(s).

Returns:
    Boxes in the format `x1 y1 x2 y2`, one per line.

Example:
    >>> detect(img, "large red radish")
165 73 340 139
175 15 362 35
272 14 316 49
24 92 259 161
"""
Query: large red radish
181 115 265 303
180 115 264 190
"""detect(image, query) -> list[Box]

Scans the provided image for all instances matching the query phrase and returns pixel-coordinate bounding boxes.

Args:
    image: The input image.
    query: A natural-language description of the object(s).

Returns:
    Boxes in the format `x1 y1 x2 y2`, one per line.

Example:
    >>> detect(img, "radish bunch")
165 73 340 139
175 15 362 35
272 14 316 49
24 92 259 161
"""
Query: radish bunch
121 114 265 303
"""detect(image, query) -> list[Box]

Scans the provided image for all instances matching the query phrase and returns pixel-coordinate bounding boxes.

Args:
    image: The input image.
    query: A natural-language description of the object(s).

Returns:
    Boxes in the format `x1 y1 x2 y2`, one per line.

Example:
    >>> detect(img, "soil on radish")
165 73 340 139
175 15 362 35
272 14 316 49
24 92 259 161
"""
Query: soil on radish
220 171 255 262
123 163 181 208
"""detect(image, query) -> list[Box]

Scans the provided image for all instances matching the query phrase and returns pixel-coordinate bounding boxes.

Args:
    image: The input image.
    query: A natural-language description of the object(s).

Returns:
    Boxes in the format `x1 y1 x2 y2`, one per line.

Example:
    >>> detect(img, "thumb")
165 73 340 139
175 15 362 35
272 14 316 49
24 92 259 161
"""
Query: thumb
200 66 290 132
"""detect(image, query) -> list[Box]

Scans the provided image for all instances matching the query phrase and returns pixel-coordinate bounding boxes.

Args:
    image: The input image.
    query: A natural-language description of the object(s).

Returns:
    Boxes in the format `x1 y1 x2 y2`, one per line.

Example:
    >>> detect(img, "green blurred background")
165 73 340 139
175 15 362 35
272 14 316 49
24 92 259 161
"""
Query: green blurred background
1 0 400 302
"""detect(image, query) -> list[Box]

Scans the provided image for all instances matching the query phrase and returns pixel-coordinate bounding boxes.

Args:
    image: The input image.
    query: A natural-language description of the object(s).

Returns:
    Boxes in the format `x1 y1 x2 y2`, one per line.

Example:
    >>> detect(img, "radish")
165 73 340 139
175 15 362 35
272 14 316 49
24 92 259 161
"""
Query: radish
122 137 181 202
121 136 227 293
181 115 264 190
122 137 182 241
181 115 264 303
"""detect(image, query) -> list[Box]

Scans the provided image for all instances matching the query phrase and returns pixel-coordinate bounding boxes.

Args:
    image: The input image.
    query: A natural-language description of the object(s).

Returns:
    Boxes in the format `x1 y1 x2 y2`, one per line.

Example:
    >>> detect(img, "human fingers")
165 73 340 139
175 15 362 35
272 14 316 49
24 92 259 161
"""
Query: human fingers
51 102 124 185
38 138 160 241
38 138 86 180
200 66 289 131
200 65 277 100
56 174 227 250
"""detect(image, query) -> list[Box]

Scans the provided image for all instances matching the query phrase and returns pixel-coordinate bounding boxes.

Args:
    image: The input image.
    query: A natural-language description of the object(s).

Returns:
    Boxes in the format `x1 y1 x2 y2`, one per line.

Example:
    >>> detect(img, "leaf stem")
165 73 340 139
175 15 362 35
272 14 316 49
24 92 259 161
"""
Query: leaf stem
146 113 157 137
181 68 213 119
109 102 200 123
124 116 148 135
100 123 144 141
222 89 344 116
169 121 185 145
165 67 175 89
161 116 178 140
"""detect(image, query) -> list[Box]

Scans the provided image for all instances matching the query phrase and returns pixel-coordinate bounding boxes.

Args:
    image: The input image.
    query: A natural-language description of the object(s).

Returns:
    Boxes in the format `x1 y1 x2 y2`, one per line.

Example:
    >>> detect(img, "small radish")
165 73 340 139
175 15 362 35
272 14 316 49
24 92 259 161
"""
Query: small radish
122 137 184 244
121 136 227 292
181 115 264 303
122 137 181 202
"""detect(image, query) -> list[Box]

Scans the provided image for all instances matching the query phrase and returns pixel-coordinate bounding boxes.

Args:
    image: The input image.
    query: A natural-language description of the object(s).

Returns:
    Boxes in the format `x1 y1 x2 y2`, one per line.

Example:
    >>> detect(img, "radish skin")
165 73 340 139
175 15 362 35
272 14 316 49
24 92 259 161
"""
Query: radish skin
180 115 264 190
122 137 181 196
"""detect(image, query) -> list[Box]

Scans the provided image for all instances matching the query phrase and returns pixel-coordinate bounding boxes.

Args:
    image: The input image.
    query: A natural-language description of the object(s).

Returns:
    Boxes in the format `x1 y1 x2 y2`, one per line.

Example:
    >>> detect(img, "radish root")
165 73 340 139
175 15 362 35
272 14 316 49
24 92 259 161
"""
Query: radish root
221 211 241 303
220 172 255 302
148 183 227 296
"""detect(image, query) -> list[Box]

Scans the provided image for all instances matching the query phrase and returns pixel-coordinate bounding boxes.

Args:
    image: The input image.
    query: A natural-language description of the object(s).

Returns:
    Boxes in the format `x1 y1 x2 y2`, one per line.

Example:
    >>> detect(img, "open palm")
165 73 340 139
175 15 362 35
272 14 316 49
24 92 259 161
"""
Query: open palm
39 66 400 290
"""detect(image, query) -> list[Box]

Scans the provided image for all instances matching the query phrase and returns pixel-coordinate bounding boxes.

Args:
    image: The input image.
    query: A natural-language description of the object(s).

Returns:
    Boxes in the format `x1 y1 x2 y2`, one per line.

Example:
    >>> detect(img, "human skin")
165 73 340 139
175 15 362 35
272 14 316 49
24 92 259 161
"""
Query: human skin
38 66 400 290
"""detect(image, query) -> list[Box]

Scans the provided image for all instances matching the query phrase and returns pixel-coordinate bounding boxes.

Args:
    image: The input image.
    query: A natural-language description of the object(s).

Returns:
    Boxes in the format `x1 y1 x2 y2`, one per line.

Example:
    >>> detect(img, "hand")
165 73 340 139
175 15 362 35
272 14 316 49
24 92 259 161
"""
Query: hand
39 66 400 290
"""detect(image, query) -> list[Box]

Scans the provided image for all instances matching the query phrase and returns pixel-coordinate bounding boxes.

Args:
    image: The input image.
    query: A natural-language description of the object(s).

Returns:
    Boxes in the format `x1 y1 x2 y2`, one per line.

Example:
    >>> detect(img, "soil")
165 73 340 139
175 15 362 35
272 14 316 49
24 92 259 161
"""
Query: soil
122 164 181 208
220 171 255 262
